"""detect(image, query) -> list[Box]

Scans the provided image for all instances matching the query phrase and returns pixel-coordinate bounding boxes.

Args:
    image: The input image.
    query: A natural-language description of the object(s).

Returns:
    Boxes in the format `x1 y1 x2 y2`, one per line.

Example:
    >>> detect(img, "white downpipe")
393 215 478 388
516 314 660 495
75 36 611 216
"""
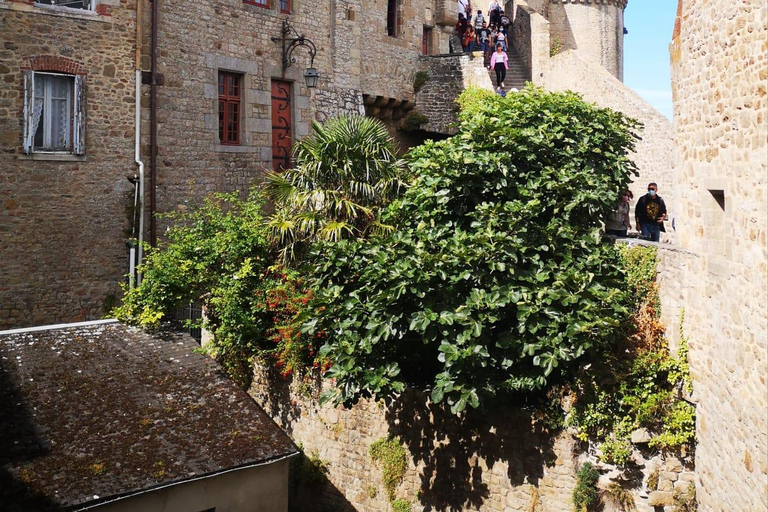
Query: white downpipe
134 70 145 287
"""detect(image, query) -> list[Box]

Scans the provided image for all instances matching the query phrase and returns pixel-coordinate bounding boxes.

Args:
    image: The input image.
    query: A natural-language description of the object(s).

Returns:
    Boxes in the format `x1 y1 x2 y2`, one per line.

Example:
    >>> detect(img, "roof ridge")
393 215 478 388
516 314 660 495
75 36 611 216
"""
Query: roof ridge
0 318 118 336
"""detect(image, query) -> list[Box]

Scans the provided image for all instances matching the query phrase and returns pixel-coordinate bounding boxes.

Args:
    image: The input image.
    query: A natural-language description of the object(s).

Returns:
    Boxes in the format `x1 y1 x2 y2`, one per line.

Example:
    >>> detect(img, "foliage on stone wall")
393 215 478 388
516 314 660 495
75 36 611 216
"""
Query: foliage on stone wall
369 436 409 503
565 246 696 465
413 71 428 93
572 462 600 512
115 116 407 387
401 111 429 131
308 86 641 413
112 189 317 387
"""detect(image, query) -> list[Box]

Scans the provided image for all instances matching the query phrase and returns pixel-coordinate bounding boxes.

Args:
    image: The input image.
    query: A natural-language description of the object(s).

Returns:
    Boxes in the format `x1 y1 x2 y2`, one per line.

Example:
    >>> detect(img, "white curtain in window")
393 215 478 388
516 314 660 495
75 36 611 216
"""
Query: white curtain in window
50 76 70 150
31 79 44 145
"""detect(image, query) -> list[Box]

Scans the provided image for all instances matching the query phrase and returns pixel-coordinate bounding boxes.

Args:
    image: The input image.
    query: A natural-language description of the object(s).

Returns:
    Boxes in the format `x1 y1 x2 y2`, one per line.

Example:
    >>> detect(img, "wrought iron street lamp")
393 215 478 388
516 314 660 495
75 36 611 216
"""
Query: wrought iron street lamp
271 20 320 88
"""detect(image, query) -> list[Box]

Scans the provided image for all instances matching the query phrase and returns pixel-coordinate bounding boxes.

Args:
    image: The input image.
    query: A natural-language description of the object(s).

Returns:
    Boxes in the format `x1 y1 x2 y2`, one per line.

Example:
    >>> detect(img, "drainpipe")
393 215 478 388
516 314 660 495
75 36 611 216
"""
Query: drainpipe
131 0 145 287
149 0 159 246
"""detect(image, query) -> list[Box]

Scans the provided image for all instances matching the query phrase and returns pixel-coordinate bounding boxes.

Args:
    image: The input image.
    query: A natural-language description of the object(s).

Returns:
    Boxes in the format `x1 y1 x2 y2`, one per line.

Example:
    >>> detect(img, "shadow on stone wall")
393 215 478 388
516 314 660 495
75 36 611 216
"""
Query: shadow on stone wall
251 365 574 512
290 470 358 512
385 390 558 512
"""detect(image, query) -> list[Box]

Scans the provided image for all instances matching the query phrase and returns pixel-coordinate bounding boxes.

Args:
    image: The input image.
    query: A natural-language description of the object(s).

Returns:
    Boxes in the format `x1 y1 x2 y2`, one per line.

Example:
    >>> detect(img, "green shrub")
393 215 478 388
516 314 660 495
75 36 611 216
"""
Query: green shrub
618 244 659 313
392 499 413 512
401 111 429 131
309 85 640 413
370 437 409 502
573 462 600 512
264 115 407 264
413 71 428 92
113 188 319 387
566 253 696 463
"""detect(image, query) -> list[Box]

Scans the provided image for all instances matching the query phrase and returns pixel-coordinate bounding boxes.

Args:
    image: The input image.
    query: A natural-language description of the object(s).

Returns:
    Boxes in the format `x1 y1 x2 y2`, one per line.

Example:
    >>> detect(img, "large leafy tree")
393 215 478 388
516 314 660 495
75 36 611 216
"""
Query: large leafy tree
308 87 640 413
264 115 408 263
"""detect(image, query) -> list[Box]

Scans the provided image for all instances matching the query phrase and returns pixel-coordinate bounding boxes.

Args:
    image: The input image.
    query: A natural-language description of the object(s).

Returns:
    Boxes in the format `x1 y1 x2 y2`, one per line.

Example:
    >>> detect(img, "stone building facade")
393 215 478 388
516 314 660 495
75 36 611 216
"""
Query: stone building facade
0 0 138 329
509 0 626 80
664 0 768 510
145 0 455 221
0 0 459 329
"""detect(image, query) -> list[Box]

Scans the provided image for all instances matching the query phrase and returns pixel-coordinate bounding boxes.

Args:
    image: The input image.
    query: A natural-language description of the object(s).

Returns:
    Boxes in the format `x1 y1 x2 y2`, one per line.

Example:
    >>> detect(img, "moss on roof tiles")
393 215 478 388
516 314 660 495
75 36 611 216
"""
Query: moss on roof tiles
0 323 297 510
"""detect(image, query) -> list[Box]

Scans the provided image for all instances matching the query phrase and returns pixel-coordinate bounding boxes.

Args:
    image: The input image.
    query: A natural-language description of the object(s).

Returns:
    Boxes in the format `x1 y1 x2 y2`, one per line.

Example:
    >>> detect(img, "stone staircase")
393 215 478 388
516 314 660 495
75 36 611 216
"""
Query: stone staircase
486 46 530 90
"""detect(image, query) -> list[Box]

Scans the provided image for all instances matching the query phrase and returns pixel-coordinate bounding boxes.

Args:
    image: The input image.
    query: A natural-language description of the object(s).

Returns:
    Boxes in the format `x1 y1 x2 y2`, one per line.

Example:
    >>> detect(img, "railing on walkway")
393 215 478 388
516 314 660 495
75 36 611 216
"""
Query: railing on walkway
170 302 203 344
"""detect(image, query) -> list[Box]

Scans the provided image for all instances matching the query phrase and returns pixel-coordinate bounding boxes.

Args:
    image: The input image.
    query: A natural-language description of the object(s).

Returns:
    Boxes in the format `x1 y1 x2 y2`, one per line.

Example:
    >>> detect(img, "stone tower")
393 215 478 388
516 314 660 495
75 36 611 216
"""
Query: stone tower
525 0 627 80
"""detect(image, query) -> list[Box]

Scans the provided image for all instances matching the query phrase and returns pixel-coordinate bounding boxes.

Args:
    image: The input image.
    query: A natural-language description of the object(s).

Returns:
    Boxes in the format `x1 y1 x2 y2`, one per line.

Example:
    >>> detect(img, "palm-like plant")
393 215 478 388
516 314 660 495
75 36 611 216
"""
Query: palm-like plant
264 115 408 263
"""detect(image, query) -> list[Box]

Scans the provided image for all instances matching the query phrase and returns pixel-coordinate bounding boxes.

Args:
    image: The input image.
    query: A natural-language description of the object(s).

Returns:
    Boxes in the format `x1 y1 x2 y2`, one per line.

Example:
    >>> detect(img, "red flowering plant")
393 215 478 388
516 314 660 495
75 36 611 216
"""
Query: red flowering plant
255 267 327 378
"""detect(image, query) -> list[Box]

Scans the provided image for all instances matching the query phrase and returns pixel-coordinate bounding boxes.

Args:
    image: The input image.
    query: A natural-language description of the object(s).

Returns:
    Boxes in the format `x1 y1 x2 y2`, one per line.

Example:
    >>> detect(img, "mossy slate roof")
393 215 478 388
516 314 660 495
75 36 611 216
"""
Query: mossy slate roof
0 321 297 511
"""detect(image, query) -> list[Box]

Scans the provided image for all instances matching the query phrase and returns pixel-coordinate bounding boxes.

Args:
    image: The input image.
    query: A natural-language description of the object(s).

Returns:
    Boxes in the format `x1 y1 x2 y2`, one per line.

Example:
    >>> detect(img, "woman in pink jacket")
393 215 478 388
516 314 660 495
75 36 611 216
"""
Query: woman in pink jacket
488 43 508 88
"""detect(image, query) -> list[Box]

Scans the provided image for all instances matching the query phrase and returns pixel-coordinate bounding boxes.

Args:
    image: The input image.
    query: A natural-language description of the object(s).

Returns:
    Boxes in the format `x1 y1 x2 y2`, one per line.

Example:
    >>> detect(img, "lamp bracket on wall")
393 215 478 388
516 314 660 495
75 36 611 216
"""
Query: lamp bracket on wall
271 20 317 72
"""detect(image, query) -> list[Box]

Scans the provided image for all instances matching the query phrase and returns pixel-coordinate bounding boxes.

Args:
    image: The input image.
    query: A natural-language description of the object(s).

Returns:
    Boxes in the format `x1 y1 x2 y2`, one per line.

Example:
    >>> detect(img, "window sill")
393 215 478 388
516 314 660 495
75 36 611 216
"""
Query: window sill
214 145 260 154
17 153 87 162
0 2 110 23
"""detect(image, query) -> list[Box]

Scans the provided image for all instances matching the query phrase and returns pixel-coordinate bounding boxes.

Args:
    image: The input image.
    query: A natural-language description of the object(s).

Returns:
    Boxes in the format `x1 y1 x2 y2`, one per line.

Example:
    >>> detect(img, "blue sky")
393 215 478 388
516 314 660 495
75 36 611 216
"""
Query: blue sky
623 1 678 120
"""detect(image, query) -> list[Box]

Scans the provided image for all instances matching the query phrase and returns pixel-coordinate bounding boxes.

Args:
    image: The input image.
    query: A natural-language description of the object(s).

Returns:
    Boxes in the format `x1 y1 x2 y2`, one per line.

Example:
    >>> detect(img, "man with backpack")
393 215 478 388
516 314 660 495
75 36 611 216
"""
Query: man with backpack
634 182 668 242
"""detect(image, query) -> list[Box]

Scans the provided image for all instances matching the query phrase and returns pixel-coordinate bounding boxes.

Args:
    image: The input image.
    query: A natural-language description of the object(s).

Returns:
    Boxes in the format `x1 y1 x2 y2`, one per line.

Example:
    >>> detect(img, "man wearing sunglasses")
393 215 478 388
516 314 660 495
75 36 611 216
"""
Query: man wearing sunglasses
634 182 667 242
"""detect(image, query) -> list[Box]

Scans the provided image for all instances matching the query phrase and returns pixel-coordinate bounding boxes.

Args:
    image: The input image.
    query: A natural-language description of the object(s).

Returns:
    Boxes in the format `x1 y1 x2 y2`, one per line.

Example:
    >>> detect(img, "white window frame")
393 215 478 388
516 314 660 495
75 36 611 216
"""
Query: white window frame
23 71 86 155
33 0 94 10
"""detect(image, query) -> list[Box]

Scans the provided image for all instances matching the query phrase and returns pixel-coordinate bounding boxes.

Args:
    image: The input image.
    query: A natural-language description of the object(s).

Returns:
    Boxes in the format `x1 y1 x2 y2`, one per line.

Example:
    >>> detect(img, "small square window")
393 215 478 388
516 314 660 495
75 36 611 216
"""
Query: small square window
23 71 86 155
35 0 93 10
279 0 290 13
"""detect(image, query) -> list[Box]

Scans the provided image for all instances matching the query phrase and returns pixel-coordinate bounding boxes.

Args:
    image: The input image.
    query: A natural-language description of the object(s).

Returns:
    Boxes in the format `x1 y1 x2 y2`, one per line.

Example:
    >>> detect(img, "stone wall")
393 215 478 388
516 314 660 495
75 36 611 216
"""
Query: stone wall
0 1 137 329
536 51 677 242
509 0 626 80
414 53 493 135
511 1 551 82
250 367 693 512
668 1 768 510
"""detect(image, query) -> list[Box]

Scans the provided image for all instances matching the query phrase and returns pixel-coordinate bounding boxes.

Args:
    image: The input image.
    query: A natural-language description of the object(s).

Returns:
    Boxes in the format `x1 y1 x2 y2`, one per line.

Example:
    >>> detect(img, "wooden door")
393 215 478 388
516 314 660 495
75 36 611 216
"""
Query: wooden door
271 80 293 171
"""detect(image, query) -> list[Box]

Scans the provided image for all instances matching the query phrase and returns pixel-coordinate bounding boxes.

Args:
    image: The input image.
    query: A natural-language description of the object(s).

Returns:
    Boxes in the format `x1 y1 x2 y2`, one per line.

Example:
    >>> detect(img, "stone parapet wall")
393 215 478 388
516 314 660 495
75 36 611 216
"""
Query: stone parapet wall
511 2 551 81
669 1 768 510
509 0 625 80
414 54 493 134
0 3 137 329
250 368 579 512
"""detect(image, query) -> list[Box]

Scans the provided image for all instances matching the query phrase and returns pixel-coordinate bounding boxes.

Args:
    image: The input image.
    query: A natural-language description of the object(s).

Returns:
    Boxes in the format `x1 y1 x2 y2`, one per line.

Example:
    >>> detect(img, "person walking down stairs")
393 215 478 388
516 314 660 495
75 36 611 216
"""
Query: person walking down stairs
488 43 508 88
